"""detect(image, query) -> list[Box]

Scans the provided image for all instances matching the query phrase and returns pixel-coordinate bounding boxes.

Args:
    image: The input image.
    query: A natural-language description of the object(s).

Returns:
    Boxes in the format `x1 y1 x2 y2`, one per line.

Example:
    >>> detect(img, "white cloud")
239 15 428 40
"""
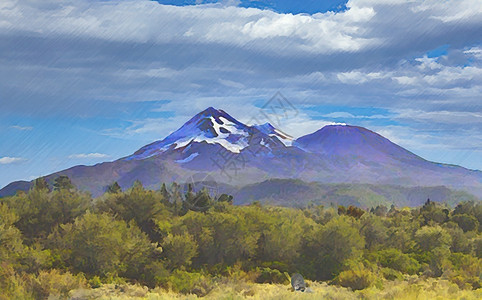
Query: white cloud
1 1 480 109
68 153 110 159
122 67 180 79
393 76 417 85
10 125 33 131
323 112 356 119
465 47 482 60
395 109 482 125
337 71 387 84
0 157 26 164
322 112 390 119
1 0 479 57
219 79 245 89
0 0 481 173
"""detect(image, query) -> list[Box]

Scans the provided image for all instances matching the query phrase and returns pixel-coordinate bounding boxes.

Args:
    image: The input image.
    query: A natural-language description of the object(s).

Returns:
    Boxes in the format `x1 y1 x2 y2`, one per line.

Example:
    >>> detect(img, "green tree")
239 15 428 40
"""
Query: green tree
217 194 233 204
346 206 365 219
6 186 90 242
444 223 471 253
261 210 312 265
186 188 212 212
0 203 24 263
453 201 475 216
372 248 420 274
52 212 159 279
95 181 167 240
305 216 364 280
53 175 74 191
418 199 449 225
451 214 479 232
473 237 482 258
360 214 387 250
106 182 122 194
33 177 50 192
170 182 183 216
160 183 171 206
163 233 198 269
426 246 452 277
50 188 91 226
414 225 451 252
371 205 388 217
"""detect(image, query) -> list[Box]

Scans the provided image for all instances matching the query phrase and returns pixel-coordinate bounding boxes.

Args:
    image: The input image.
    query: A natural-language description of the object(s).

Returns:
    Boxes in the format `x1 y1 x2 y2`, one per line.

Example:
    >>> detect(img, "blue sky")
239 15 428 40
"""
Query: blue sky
155 0 348 14
0 0 481 188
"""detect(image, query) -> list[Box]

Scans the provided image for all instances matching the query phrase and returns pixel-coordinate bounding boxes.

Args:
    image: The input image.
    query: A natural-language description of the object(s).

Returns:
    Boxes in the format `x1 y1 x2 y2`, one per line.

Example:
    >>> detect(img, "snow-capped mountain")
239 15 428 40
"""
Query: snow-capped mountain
130 107 252 159
125 107 295 167
1 107 481 200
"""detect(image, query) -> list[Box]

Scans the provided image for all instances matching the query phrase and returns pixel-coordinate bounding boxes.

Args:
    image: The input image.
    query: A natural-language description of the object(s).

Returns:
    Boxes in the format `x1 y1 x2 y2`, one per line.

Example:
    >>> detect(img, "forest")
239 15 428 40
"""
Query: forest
0 176 481 299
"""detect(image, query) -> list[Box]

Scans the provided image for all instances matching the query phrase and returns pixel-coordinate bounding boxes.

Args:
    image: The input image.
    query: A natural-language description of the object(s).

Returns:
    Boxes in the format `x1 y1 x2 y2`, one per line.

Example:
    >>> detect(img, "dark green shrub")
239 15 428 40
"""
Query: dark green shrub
451 214 479 232
376 248 420 275
474 238 482 258
380 268 403 281
89 276 102 289
256 268 289 284
448 253 481 289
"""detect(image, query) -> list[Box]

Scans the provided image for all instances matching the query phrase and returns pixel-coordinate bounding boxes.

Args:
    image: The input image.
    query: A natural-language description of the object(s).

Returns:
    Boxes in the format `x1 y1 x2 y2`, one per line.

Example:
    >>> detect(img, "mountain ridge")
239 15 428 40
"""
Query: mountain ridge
1 107 481 202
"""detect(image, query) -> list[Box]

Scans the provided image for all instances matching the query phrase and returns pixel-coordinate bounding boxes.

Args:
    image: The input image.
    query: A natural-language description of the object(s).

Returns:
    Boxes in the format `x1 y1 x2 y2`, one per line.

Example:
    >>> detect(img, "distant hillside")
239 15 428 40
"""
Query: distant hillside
232 179 479 208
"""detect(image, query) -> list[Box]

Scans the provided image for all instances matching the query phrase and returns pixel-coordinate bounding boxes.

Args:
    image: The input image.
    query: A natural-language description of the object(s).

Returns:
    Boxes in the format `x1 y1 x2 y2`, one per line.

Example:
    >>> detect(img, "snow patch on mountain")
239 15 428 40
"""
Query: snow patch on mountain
175 152 199 163
171 116 249 153
254 123 293 147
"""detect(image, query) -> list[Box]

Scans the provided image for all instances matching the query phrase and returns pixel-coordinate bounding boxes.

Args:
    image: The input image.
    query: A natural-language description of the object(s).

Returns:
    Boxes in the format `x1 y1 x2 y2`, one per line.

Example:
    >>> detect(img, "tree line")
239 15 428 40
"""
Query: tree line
0 176 481 298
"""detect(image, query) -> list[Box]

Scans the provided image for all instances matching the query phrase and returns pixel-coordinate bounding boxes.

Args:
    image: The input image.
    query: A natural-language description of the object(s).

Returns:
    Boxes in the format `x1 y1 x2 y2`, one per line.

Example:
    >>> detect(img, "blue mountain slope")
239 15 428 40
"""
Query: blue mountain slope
1 107 481 199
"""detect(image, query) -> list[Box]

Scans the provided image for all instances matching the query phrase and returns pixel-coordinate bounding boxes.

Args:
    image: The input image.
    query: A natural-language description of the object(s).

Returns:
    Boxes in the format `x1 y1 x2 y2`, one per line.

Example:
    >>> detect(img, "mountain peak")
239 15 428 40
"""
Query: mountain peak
198 106 224 116
129 107 251 159
189 107 243 129
294 124 419 161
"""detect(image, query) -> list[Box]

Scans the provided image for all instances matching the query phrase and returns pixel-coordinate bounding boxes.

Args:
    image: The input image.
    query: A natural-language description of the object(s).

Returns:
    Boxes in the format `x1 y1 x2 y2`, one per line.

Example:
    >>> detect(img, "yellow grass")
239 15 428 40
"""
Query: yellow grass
69 278 482 300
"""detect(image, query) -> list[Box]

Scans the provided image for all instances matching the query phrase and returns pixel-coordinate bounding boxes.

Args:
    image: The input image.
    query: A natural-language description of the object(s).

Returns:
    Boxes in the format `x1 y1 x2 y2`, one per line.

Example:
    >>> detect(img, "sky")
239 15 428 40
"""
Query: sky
0 0 481 188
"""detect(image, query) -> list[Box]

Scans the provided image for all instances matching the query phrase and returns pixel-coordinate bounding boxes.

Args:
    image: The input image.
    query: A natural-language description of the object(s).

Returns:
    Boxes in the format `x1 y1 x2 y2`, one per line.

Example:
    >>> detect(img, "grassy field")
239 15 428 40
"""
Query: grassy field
69 278 481 300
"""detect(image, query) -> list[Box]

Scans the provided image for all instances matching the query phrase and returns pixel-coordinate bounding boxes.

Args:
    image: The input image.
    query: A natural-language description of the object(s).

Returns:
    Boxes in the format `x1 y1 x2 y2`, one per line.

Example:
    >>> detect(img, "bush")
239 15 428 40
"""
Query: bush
165 270 214 297
0 264 32 300
380 267 403 281
89 276 102 289
447 253 481 289
375 248 420 275
29 269 87 299
255 268 289 284
335 265 376 290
